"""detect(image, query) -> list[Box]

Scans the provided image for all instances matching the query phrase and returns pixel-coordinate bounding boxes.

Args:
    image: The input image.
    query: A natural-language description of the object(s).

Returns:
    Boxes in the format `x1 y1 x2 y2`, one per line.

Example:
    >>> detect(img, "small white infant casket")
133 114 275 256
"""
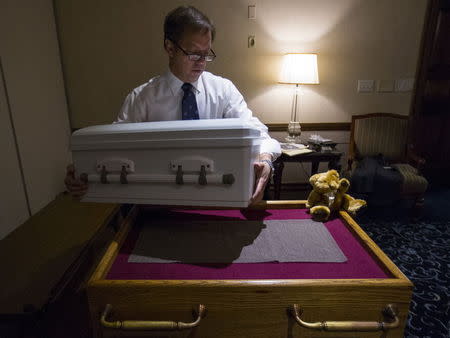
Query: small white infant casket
71 118 262 207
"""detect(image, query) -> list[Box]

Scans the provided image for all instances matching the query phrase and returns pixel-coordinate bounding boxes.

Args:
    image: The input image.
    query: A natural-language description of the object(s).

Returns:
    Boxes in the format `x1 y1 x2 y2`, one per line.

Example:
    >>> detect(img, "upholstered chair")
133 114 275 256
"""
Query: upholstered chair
347 113 428 215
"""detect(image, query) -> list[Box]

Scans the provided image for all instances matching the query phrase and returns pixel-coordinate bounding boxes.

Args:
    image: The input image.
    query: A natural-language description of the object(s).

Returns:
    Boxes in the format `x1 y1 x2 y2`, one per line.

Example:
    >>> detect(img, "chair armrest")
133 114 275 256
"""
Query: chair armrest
406 144 426 174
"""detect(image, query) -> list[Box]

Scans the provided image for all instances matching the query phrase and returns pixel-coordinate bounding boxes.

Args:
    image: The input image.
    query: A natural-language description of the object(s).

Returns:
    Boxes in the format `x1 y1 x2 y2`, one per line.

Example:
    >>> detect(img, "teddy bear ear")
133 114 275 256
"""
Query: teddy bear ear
339 178 350 187
327 169 339 179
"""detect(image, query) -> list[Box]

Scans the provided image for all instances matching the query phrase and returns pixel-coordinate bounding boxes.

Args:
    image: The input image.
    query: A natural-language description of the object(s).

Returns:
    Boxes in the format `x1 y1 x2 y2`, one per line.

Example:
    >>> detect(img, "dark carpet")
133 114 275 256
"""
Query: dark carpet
354 185 450 338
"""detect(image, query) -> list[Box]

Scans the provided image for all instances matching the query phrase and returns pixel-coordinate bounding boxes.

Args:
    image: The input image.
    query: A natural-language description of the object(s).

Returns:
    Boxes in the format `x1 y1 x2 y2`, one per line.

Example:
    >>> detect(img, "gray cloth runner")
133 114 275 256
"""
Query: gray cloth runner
129 219 347 264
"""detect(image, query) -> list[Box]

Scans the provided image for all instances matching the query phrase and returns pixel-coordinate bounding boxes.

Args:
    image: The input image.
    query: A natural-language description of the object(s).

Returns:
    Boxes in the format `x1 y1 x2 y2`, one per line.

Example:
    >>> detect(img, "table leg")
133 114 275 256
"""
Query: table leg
328 158 341 172
311 161 320 175
273 161 284 200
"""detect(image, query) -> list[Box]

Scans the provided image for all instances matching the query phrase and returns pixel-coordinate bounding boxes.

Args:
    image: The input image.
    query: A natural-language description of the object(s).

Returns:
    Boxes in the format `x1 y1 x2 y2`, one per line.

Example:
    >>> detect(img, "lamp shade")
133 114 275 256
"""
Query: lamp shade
279 53 319 84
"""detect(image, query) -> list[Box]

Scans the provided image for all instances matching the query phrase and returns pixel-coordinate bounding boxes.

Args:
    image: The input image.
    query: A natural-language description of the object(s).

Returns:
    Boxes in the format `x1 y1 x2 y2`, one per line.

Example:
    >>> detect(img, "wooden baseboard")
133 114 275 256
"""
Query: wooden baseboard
267 123 350 132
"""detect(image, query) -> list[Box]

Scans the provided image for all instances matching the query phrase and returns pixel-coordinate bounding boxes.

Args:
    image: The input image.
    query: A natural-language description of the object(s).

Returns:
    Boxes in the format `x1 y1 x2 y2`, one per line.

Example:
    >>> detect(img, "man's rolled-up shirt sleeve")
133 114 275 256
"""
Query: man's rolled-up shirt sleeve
222 80 281 160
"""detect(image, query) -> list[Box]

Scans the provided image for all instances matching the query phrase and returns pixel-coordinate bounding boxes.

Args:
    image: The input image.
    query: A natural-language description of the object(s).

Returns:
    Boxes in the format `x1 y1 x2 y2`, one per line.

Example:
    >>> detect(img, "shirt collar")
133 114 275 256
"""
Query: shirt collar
165 70 202 95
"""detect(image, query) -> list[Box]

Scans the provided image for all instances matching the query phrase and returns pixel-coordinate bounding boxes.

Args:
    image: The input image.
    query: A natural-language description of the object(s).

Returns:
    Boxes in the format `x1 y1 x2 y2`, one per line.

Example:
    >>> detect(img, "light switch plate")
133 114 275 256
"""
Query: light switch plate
377 80 394 92
248 5 256 19
357 80 374 93
395 78 414 92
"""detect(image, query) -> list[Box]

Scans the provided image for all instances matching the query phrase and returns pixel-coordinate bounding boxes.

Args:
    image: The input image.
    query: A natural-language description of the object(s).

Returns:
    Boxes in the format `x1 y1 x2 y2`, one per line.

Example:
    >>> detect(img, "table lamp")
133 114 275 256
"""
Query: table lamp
279 53 319 143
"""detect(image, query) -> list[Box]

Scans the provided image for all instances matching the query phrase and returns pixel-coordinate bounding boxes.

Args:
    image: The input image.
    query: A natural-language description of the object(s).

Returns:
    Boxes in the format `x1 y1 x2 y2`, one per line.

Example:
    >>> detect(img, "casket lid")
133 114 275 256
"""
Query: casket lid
71 118 262 150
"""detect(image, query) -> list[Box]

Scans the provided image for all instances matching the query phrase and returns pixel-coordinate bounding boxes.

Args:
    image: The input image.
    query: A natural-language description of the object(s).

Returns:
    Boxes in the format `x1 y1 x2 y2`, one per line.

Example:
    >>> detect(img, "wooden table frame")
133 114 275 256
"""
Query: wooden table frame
273 151 343 199
87 201 413 338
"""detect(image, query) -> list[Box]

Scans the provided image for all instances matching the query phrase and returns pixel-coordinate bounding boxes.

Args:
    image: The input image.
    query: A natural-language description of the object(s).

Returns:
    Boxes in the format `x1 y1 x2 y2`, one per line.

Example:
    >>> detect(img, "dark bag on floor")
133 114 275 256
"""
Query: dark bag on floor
350 155 403 206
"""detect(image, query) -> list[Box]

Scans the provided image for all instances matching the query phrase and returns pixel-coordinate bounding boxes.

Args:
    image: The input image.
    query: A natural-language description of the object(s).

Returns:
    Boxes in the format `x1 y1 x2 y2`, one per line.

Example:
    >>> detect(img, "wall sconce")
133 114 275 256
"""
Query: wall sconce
279 53 319 143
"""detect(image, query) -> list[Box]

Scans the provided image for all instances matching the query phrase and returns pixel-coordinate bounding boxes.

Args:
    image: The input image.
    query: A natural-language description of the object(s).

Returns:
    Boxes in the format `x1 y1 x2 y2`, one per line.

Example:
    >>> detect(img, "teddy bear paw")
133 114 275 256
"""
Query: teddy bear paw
310 206 331 221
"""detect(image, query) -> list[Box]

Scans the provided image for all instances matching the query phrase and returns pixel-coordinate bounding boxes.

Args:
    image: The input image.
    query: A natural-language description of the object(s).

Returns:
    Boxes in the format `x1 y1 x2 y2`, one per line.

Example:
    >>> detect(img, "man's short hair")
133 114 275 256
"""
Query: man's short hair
164 6 215 43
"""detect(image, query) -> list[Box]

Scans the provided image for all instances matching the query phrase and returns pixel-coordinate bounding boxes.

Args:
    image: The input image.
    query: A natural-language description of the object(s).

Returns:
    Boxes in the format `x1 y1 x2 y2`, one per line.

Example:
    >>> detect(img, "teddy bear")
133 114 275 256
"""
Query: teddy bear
306 169 366 221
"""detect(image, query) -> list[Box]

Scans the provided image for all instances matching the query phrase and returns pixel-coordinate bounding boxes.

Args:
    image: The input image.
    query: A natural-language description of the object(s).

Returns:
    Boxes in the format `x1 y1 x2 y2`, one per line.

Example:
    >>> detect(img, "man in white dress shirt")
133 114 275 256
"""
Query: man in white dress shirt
67 5 280 204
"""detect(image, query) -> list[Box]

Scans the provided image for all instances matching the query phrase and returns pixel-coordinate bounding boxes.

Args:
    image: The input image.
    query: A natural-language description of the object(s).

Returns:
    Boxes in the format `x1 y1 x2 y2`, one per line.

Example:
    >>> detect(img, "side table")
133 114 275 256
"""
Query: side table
0 194 120 338
273 151 343 199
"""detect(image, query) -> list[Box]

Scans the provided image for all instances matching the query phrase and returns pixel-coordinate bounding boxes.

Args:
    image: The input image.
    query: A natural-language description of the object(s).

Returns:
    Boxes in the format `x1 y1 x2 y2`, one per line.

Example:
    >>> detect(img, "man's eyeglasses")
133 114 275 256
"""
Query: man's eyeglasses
170 39 216 62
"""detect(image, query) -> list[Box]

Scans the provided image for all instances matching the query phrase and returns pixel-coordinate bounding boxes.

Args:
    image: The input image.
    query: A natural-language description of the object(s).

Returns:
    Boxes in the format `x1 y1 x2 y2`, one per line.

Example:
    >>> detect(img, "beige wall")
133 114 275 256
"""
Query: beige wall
0 0 72 238
0 63 30 239
55 0 427 128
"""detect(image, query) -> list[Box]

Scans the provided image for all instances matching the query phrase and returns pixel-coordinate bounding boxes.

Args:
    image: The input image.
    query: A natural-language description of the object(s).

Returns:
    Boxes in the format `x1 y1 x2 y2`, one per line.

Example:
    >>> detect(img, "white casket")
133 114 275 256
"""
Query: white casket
71 118 262 207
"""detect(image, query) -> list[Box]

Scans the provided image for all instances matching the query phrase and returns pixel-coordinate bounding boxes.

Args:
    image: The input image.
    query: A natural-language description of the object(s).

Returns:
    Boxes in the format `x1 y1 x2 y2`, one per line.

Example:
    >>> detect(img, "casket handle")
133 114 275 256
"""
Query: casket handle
120 166 128 184
100 166 108 184
176 165 184 185
199 165 208 185
290 304 399 332
100 304 206 330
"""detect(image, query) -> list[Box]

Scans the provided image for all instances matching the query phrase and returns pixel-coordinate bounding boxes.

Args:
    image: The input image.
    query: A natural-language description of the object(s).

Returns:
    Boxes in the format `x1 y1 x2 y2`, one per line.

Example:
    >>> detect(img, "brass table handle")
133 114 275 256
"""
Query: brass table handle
100 304 206 330
290 304 399 332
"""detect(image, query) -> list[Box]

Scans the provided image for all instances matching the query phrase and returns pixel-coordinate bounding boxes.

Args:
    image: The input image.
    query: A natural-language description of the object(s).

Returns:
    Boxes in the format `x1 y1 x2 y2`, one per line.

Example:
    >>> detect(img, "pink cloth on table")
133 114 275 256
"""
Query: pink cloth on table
106 209 390 280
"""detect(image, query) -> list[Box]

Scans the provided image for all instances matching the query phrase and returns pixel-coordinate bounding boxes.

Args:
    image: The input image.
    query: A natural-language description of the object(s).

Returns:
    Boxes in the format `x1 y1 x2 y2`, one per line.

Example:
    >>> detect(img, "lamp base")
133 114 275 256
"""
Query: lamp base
285 121 302 144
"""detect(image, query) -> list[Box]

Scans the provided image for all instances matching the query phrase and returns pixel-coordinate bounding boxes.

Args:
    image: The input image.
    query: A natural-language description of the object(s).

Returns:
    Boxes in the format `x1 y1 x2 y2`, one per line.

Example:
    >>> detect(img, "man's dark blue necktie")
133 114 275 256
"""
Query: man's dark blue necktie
181 83 199 120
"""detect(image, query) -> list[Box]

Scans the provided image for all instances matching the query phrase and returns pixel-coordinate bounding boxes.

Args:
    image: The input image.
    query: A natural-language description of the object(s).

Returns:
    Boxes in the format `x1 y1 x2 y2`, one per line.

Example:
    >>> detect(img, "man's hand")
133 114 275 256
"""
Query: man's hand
250 154 273 205
64 164 88 198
